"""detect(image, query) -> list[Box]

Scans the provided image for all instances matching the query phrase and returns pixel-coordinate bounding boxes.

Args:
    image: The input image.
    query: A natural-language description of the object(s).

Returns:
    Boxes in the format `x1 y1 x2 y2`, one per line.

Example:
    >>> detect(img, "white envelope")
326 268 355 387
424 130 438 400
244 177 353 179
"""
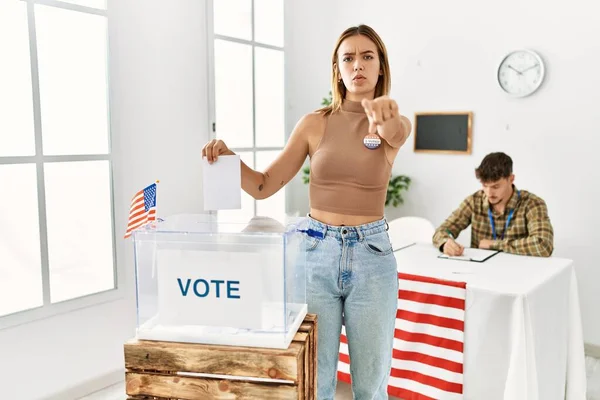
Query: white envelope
202 155 241 210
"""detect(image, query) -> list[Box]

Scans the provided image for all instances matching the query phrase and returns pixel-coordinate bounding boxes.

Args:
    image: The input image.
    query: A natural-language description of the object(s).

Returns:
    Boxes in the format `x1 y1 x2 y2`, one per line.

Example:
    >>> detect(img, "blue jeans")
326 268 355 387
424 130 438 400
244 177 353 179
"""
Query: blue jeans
301 216 398 400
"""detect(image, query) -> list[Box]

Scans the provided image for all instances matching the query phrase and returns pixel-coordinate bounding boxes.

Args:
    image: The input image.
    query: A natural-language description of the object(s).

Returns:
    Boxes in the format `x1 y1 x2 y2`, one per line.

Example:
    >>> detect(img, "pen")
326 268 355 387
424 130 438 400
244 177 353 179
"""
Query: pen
445 229 466 256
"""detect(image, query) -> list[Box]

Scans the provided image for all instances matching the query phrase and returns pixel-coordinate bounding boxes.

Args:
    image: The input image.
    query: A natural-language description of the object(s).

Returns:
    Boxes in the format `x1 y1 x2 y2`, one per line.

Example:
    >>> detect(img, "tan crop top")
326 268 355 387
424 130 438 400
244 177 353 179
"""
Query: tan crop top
309 100 392 216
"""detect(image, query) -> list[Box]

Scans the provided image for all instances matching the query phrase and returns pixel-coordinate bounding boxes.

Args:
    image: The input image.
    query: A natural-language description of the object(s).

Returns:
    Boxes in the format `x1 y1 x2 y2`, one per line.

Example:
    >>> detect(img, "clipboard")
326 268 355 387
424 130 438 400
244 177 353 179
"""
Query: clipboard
438 248 500 263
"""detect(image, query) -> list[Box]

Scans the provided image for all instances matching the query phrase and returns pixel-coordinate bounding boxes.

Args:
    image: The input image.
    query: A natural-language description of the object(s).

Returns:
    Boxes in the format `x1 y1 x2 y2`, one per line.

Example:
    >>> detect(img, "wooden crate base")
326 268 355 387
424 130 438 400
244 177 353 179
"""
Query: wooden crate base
124 314 317 400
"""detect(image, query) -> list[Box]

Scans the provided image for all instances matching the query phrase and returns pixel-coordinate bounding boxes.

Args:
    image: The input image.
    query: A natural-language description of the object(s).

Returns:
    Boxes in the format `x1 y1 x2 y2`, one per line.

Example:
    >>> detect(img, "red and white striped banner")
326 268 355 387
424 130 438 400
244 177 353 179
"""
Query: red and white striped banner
338 272 467 400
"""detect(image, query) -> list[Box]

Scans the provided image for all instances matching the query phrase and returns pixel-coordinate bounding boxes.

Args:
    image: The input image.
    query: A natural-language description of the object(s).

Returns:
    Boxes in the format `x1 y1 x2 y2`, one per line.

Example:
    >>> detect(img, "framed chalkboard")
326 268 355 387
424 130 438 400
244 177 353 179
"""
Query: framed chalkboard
413 112 473 154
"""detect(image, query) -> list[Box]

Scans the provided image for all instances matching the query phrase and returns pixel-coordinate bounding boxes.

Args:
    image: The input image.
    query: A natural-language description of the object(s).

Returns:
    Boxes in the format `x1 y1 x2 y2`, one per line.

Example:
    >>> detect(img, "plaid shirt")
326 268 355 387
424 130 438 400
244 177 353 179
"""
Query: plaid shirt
432 186 554 257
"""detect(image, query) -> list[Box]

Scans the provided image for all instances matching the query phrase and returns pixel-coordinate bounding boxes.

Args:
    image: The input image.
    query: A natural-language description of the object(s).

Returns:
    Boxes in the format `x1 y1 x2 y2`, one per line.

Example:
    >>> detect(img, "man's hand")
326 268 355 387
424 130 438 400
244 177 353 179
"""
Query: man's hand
479 239 494 249
443 238 464 256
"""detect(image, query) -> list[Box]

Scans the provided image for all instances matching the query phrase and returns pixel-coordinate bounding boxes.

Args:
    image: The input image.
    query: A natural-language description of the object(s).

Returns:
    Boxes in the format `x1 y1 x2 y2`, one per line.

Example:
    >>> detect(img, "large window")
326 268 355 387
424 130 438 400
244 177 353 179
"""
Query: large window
208 0 286 222
0 0 114 327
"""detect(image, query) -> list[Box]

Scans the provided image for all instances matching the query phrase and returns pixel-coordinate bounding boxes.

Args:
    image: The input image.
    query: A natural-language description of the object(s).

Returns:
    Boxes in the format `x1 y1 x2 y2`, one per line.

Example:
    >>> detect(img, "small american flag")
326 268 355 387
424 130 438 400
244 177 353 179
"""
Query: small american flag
338 272 466 400
124 182 157 239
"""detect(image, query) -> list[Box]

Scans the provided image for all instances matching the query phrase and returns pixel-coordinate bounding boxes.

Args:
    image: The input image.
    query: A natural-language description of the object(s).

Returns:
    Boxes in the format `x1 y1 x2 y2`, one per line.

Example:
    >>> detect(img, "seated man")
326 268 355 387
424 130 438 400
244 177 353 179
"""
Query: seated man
432 152 554 257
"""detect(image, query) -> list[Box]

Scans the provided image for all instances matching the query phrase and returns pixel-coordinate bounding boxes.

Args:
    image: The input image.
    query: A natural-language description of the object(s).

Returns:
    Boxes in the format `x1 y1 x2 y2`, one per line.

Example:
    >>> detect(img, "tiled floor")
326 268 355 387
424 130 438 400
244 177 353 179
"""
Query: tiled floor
80 356 600 399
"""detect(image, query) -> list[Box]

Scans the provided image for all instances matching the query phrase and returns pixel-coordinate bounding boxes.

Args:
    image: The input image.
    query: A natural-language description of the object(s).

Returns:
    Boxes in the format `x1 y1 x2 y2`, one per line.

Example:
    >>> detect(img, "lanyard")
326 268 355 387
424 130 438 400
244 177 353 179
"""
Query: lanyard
488 190 520 240
488 208 514 240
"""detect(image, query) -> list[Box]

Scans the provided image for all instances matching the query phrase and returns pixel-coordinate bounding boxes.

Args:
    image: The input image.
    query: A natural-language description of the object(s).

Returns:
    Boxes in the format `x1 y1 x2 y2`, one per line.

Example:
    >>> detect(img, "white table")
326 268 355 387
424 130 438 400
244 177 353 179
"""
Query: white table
394 244 587 400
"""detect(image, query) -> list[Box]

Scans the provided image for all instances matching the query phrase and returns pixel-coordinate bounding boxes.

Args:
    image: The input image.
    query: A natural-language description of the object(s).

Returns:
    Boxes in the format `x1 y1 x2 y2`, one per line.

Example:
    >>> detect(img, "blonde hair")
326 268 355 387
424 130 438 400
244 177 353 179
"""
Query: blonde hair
319 25 391 116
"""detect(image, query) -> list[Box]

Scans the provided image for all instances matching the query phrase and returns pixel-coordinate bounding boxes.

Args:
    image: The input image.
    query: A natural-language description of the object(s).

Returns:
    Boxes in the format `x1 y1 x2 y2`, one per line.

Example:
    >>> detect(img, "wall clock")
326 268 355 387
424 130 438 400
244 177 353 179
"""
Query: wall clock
497 49 545 97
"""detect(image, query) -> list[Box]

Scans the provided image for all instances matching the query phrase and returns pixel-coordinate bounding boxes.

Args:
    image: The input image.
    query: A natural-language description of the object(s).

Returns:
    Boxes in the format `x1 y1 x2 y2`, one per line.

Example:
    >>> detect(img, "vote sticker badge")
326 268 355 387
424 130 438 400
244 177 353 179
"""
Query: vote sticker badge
363 133 381 149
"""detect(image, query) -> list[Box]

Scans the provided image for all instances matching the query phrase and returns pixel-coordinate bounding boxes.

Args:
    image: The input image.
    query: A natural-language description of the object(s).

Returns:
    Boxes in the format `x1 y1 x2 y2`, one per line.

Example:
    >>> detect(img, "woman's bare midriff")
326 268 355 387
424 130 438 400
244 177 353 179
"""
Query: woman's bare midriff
309 208 383 227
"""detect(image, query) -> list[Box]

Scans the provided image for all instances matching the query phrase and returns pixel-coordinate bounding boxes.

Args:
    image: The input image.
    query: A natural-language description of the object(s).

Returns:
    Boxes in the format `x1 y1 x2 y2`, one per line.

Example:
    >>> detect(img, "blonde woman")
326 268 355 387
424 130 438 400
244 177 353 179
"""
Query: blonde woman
203 25 411 399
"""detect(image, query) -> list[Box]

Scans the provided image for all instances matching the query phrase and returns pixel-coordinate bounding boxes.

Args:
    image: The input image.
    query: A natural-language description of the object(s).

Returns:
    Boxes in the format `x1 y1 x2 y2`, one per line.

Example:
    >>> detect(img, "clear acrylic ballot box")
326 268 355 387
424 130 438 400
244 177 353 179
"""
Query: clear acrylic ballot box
132 214 308 349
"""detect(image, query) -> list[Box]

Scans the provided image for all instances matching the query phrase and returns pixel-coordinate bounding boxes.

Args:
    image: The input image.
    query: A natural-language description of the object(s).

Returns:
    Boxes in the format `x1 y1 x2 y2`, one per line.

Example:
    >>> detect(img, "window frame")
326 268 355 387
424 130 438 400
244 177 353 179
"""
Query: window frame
206 0 286 218
0 0 119 330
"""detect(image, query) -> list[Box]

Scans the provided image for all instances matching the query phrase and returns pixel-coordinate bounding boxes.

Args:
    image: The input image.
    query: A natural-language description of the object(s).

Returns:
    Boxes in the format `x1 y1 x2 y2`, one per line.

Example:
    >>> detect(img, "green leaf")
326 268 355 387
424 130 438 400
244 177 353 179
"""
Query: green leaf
321 90 333 106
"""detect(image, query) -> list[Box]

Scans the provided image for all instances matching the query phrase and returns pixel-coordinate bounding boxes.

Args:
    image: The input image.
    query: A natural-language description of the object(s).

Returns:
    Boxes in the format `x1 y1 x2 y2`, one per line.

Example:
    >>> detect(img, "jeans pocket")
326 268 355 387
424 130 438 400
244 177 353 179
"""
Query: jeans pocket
362 231 393 256
303 235 322 252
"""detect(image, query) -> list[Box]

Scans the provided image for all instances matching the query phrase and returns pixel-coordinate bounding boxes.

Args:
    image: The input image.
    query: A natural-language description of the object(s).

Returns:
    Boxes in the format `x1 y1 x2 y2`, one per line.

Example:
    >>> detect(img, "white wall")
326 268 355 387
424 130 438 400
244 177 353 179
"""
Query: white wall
285 0 600 346
0 1 210 398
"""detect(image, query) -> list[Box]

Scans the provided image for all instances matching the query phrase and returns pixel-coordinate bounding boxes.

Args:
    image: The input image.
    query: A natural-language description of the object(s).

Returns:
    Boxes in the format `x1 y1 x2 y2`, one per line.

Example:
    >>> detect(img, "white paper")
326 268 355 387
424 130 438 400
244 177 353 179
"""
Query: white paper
157 249 263 329
439 248 499 262
202 155 241 210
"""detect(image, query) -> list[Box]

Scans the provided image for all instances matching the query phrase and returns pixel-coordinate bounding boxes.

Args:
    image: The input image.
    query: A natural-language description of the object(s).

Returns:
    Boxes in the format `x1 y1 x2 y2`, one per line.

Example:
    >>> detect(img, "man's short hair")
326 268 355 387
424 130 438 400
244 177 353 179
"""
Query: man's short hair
475 152 513 183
